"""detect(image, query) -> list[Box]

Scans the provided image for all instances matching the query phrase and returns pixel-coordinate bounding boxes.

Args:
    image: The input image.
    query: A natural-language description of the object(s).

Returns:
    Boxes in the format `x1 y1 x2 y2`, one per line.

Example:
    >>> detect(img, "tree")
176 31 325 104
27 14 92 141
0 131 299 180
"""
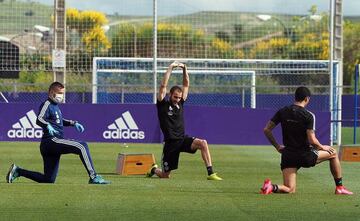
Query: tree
233 24 243 41
343 21 360 90
215 31 231 42
308 5 318 15
110 23 209 58
66 8 110 71
110 24 137 57
249 38 291 59
208 38 244 59
66 8 110 53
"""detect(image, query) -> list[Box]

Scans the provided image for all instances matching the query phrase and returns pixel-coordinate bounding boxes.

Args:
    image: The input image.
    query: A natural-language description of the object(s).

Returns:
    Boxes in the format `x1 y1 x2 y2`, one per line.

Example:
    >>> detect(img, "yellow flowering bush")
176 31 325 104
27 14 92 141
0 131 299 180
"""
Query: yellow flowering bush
208 38 244 59
66 8 81 30
249 33 328 60
80 10 108 33
249 38 290 59
82 26 111 53
294 32 329 59
66 8 110 53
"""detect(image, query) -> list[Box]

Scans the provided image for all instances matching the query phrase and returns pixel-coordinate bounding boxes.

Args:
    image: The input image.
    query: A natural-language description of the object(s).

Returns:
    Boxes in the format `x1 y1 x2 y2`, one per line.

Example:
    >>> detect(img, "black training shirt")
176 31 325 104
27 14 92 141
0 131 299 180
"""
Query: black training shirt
271 104 315 151
156 98 185 141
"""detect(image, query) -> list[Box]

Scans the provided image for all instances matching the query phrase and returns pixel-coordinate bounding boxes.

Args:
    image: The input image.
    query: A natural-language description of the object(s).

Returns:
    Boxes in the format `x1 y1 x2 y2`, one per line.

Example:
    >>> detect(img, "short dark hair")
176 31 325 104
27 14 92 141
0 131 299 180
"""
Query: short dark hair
48 81 64 93
170 85 182 94
295 86 311 102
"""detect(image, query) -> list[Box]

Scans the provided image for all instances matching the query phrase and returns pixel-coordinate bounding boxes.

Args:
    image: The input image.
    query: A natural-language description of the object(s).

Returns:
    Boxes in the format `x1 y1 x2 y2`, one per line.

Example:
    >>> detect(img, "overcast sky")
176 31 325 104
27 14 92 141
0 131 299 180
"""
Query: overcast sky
32 0 360 16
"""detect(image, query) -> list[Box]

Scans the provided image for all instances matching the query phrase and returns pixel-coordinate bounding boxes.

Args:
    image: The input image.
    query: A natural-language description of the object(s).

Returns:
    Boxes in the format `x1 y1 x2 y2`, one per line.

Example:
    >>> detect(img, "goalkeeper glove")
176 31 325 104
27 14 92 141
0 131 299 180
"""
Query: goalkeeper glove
75 122 85 133
47 124 59 136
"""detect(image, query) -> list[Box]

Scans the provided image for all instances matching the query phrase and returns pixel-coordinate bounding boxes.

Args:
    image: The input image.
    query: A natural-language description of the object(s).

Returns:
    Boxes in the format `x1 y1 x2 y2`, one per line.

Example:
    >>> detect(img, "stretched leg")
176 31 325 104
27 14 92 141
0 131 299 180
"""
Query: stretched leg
316 147 352 194
190 138 222 180
316 147 341 179
17 154 60 183
51 138 96 179
191 138 212 167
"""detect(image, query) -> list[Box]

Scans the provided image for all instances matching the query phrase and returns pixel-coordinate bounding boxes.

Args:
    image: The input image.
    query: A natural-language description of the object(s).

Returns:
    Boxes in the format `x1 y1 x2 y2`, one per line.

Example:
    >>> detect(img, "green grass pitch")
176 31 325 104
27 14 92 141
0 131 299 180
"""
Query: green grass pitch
0 140 359 221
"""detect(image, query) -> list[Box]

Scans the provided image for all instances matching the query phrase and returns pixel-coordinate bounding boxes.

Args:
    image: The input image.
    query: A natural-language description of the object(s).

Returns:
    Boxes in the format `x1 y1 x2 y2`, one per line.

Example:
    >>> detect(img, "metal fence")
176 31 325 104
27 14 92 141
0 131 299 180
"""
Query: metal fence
0 0 341 143
0 1 334 100
0 0 334 108
0 0 330 71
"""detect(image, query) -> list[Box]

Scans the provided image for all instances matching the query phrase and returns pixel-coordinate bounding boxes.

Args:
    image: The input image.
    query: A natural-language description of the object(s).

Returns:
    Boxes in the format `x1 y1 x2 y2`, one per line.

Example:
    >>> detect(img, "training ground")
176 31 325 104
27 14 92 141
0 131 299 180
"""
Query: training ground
0 129 359 221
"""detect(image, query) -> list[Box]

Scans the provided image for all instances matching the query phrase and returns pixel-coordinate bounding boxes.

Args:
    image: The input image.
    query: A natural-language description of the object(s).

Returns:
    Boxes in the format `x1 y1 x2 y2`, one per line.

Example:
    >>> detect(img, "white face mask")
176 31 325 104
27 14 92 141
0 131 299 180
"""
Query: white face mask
54 93 64 103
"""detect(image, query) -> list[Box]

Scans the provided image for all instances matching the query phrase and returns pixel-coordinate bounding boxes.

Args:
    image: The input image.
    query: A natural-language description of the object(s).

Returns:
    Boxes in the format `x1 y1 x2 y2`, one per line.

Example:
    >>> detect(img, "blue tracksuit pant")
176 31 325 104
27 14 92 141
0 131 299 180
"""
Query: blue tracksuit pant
18 137 96 183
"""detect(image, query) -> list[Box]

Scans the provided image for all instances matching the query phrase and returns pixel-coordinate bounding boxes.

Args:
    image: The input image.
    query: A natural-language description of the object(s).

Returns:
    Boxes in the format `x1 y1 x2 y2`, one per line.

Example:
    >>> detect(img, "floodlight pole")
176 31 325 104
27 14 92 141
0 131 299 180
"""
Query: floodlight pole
152 0 158 104
334 0 343 146
53 0 66 100
329 0 343 145
329 0 334 146
354 65 359 144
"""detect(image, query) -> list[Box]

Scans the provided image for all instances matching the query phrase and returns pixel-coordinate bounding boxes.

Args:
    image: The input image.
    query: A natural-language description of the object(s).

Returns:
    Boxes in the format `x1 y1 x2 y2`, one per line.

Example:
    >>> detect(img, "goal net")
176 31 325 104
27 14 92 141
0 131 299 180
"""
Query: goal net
93 57 256 108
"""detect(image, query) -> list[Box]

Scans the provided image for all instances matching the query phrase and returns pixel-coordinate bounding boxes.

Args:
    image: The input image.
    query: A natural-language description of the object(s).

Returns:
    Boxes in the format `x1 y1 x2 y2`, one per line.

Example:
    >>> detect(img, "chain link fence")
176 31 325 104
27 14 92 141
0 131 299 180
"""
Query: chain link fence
0 0 333 111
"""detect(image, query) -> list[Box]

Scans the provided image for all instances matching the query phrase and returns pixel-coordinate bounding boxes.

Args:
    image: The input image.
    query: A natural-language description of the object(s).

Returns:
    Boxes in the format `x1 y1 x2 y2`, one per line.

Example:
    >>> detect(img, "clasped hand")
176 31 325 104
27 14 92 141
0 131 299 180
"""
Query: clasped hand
171 61 185 69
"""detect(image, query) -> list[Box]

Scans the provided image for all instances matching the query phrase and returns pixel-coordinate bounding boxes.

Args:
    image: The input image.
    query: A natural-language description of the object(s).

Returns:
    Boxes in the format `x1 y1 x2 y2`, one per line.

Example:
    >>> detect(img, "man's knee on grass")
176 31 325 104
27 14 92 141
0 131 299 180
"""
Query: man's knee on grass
42 176 56 183
156 169 170 178
282 185 296 193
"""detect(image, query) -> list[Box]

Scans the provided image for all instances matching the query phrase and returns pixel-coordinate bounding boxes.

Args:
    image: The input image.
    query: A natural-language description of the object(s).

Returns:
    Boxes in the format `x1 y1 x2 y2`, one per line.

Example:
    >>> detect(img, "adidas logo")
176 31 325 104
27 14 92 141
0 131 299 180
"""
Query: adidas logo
103 111 145 140
7 110 43 139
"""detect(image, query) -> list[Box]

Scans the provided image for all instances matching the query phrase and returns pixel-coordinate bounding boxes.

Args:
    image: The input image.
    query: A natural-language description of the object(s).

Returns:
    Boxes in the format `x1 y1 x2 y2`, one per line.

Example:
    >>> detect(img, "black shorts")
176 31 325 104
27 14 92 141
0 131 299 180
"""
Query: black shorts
161 136 196 172
281 148 319 170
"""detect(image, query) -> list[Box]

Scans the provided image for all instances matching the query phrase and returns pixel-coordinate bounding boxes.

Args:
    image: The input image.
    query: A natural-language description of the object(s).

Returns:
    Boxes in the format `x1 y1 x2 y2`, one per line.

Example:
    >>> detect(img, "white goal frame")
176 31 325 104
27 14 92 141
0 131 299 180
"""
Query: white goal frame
92 57 256 108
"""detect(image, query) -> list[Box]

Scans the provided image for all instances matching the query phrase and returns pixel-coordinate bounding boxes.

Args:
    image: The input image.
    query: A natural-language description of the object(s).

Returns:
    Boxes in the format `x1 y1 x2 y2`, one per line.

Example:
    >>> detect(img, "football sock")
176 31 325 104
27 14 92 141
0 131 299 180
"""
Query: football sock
151 167 156 174
207 166 214 176
334 177 343 186
272 184 278 193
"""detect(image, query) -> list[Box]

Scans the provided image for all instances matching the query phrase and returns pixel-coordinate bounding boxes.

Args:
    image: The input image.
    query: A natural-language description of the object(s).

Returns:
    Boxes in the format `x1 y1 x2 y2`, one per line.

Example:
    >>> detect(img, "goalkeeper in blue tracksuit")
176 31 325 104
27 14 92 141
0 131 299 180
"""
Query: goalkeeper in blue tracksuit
6 82 110 184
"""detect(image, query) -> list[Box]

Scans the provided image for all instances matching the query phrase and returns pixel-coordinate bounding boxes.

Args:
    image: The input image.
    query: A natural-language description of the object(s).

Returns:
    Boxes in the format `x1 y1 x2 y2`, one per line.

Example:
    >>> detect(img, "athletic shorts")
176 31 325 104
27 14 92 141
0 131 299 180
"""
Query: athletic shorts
281 148 319 170
161 136 196 172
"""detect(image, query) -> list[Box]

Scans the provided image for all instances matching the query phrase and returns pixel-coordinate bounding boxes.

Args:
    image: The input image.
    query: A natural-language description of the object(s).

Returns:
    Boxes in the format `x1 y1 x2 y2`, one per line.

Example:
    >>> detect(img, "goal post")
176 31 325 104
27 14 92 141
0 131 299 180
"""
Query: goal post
92 57 256 108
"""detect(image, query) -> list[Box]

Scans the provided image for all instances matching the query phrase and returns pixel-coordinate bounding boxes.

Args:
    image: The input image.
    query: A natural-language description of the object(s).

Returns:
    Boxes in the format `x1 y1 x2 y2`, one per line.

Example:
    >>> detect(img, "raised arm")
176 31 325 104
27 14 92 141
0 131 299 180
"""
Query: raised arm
158 61 179 102
179 63 189 101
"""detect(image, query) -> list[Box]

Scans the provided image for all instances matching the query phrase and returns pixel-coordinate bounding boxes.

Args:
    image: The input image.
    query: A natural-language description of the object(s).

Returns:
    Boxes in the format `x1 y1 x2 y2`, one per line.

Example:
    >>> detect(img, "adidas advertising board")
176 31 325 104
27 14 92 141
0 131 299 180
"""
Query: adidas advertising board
7 110 43 139
103 111 145 140
0 103 330 144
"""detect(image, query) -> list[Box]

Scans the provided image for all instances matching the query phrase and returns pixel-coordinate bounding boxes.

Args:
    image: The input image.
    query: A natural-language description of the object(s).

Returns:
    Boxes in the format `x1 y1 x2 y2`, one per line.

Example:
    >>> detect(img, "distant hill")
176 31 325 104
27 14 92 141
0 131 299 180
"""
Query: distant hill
0 1 53 35
3 0 357 47
344 16 360 23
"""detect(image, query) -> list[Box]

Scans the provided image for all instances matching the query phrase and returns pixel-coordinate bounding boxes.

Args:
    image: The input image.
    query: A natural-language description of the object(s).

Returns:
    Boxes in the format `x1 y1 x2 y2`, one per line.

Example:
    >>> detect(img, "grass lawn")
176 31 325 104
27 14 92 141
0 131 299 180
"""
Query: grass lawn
342 127 360 144
0 140 358 221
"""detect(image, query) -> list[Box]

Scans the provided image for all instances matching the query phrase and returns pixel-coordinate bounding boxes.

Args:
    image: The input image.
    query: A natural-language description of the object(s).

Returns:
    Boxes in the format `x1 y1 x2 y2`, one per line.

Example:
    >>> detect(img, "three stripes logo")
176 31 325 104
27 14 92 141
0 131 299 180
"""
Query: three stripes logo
103 111 145 140
7 110 43 139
